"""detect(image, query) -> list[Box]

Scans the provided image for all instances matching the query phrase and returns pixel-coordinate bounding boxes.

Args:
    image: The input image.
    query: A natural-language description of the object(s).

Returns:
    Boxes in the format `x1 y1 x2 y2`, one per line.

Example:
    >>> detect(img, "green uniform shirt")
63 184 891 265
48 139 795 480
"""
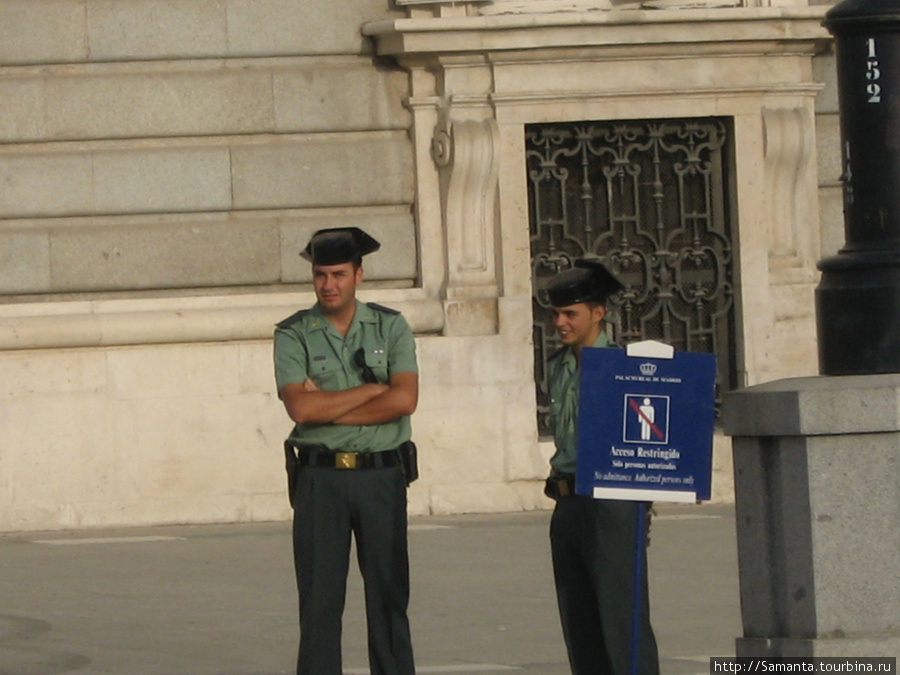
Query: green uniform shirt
548 331 615 476
273 300 418 453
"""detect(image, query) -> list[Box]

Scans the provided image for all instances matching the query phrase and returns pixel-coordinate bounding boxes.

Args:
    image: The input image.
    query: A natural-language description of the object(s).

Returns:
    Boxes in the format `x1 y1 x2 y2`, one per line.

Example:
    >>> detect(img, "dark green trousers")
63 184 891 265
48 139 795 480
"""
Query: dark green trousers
550 495 659 675
292 465 414 675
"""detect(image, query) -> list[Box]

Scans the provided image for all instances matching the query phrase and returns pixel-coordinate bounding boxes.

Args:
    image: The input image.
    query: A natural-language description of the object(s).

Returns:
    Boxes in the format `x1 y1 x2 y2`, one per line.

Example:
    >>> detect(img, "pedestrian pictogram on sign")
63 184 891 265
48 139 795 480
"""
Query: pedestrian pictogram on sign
623 395 669 444
577 340 716 503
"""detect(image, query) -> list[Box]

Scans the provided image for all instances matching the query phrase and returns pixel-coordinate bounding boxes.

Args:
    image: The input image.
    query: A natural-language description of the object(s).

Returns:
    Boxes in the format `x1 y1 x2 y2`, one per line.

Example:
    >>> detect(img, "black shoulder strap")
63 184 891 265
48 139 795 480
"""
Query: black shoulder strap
366 302 400 315
275 308 309 329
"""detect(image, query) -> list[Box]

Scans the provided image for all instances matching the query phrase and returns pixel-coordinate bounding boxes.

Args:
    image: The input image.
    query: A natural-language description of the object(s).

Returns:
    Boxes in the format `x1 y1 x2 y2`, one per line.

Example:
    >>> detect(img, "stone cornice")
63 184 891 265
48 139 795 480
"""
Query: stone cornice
363 7 832 58
0 290 445 351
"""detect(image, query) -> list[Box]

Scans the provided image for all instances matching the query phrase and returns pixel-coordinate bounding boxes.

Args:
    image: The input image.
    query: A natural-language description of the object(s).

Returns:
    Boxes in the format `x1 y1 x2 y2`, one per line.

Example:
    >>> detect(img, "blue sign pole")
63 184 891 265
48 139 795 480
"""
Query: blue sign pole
630 501 646 675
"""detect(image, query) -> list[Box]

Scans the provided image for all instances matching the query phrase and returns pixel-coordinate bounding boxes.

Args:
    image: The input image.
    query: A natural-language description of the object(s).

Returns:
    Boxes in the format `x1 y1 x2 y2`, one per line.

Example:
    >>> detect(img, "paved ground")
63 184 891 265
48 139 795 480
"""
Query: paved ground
0 503 741 675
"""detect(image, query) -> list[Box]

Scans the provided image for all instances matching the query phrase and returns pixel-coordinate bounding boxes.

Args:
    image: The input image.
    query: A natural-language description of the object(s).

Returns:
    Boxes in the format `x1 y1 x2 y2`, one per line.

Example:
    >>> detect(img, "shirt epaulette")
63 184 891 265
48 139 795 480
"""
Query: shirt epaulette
275 308 310 329
366 302 400 315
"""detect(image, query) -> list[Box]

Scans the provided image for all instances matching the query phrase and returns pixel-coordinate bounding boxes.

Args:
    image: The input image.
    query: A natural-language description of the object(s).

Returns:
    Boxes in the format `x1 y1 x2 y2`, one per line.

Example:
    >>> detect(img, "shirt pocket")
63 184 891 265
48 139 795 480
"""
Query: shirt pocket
358 346 389 384
308 353 344 390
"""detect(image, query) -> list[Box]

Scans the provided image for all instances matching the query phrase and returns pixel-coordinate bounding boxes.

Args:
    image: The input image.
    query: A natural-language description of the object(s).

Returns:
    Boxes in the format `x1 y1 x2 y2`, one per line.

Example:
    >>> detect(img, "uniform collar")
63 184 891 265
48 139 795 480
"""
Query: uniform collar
303 304 330 332
308 300 376 335
591 331 613 348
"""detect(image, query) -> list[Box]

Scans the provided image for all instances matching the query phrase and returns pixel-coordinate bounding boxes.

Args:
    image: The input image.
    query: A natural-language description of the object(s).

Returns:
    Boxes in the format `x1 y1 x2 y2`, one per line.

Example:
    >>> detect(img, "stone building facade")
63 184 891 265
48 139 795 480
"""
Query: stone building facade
0 0 839 531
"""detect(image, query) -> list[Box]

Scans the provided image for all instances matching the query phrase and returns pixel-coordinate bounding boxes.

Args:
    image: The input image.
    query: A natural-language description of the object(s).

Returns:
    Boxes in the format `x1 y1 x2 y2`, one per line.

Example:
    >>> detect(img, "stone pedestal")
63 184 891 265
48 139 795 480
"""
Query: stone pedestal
722 374 900 656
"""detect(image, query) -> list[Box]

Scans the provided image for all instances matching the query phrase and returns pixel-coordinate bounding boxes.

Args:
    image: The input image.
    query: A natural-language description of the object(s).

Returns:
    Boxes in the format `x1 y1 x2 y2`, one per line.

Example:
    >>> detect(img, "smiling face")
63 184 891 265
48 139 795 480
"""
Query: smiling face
551 301 606 351
313 261 363 316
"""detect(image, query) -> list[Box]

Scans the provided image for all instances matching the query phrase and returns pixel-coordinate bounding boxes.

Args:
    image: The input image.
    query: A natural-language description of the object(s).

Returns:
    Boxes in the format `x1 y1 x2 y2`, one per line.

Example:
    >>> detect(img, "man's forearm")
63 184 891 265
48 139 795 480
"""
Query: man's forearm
333 372 418 426
281 381 388 425
332 389 414 426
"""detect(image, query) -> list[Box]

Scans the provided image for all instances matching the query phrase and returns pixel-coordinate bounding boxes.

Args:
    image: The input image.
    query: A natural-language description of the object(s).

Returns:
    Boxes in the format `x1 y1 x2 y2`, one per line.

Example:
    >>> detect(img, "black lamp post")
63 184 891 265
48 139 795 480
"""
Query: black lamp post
817 0 900 375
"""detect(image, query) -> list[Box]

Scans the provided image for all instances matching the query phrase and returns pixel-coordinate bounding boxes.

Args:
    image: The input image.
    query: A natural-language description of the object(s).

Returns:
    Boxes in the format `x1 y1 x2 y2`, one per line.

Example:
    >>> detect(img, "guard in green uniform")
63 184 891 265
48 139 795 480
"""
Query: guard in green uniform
543 259 660 675
273 227 418 675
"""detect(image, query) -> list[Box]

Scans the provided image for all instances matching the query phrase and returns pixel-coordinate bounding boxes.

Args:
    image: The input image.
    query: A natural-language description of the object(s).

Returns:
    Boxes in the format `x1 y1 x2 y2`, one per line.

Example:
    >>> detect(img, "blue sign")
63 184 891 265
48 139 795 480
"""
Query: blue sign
576 342 717 503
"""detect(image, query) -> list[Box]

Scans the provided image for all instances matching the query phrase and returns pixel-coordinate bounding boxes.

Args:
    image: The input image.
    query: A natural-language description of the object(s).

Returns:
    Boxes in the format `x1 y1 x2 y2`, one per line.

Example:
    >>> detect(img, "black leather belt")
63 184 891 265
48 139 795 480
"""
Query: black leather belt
544 475 576 500
296 446 399 470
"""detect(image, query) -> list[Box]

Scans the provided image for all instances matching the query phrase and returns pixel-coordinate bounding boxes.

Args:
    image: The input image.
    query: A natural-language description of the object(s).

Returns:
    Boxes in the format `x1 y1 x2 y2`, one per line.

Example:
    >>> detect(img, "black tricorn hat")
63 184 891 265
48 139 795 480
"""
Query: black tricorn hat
547 258 625 307
300 227 381 266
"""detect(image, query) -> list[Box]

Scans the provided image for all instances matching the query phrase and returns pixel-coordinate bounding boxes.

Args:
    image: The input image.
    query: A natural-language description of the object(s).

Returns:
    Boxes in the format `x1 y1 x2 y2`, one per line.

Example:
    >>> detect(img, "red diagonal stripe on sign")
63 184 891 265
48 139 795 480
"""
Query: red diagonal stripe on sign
628 397 665 440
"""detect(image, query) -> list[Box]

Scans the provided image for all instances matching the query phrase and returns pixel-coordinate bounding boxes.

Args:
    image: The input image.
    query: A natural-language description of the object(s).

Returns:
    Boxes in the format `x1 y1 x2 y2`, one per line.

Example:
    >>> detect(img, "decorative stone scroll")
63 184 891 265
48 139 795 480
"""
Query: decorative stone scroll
763 106 816 269
432 111 501 297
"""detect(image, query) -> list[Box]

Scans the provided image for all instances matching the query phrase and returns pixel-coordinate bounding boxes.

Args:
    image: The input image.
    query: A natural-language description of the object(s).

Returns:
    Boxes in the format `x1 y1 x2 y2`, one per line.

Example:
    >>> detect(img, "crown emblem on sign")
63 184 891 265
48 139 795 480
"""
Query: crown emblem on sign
640 362 657 376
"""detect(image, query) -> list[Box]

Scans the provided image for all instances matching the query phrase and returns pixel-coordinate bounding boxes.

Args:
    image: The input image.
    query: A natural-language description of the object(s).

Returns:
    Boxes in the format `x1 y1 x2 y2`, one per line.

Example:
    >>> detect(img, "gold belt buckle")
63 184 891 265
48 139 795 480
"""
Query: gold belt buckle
557 479 571 498
335 452 357 469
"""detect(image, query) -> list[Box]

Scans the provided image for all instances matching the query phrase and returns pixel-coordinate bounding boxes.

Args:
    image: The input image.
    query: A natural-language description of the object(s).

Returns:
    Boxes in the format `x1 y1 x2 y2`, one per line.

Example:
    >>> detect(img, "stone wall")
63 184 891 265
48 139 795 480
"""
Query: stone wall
0 0 416 296
0 0 552 532
0 303 545 530
0 0 838 531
